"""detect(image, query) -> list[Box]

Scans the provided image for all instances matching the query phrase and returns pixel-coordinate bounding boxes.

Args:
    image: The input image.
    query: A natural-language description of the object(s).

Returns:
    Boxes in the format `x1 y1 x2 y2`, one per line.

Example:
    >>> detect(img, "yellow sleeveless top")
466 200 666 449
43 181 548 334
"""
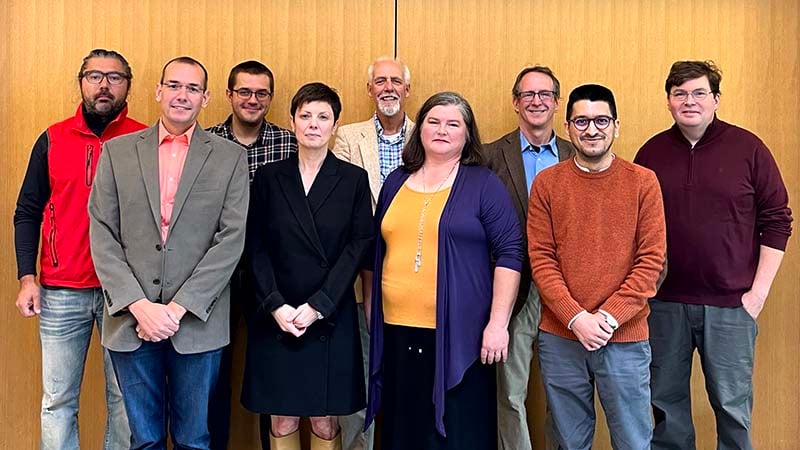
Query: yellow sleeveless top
381 184 451 328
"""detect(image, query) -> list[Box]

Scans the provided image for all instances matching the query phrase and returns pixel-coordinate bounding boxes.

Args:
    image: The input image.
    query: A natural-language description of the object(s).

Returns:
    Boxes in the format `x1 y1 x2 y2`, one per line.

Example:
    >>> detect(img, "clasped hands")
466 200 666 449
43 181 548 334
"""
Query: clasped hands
271 303 322 337
130 299 186 342
572 312 615 352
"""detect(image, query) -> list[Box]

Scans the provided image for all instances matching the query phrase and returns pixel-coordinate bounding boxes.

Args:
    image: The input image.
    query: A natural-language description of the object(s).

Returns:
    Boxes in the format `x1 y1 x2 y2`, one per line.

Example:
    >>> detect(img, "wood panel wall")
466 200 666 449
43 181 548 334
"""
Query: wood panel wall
0 0 797 449
397 0 799 448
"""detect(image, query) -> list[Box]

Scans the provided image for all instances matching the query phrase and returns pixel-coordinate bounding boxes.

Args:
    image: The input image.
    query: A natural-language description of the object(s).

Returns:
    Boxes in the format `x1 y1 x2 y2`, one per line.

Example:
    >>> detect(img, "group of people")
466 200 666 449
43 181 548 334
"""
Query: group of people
13 49 792 450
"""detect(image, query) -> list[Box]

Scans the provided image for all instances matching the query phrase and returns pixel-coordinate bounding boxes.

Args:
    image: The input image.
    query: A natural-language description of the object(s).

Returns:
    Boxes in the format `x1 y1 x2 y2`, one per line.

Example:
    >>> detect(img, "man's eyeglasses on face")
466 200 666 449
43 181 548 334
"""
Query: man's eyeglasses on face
670 89 714 102
517 90 556 103
233 88 272 100
569 115 615 131
81 71 129 85
161 83 205 96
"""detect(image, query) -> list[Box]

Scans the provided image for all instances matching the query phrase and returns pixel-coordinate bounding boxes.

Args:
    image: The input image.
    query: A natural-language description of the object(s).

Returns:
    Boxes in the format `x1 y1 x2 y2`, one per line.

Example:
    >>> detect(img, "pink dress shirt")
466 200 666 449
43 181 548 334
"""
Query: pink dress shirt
157 121 195 242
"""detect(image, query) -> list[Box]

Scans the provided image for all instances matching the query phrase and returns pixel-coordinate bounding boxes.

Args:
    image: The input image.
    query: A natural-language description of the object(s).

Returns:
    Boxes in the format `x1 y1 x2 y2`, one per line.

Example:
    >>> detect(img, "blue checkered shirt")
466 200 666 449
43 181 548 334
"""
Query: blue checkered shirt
207 115 297 182
374 114 408 183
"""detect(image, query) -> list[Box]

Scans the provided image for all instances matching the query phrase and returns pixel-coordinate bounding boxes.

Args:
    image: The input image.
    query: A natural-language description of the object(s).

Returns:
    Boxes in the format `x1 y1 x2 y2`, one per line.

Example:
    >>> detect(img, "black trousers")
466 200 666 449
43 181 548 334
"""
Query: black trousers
381 324 497 450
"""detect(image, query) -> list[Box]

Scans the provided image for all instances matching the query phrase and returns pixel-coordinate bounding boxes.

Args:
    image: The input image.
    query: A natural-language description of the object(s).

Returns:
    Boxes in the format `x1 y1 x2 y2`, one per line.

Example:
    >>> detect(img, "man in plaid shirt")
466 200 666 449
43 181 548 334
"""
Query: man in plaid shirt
208 60 297 181
207 60 297 450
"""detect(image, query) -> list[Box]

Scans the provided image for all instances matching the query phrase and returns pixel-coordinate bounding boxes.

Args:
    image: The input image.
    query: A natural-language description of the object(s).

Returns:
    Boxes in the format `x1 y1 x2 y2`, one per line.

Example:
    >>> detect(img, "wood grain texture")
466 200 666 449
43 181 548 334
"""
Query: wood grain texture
1 0 797 449
0 1 392 449
396 0 798 449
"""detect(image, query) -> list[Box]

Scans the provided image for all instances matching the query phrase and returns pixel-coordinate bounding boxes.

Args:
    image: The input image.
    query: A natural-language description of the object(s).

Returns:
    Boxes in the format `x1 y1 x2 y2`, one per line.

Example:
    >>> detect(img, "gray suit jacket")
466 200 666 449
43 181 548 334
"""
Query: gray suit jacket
484 129 576 313
89 123 249 353
332 115 414 208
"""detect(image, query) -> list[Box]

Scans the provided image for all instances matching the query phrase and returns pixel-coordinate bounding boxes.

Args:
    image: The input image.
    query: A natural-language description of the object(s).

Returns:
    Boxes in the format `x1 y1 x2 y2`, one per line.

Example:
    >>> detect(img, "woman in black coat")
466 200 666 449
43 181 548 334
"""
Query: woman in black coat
242 82 374 450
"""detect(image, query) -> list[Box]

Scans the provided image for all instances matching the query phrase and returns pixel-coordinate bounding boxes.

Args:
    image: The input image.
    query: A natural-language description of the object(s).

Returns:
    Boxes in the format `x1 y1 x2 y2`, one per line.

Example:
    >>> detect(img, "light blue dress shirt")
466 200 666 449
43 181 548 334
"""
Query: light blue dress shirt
520 131 559 193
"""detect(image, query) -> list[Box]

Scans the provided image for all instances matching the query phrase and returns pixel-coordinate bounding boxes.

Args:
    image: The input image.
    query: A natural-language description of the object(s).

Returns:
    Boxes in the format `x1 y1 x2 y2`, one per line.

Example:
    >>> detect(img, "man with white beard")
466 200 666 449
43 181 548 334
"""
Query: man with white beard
332 56 414 450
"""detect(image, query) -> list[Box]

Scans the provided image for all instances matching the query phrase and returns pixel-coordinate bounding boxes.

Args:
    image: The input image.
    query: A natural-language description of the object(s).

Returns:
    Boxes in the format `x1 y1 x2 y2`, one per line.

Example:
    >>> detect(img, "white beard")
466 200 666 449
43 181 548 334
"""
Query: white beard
378 101 401 117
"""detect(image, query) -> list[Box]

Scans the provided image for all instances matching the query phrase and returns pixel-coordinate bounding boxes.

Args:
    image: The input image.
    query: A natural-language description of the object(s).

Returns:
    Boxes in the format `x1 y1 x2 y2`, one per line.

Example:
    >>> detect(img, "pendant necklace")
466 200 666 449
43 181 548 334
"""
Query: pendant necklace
414 161 458 272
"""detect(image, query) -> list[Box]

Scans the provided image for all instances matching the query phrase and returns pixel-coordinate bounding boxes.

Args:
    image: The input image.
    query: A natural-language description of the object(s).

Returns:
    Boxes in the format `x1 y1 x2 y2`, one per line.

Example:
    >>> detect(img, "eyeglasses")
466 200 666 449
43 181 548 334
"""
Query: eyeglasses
670 89 715 102
161 82 205 96
517 90 556 102
233 88 272 100
569 115 615 131
81 70 129 85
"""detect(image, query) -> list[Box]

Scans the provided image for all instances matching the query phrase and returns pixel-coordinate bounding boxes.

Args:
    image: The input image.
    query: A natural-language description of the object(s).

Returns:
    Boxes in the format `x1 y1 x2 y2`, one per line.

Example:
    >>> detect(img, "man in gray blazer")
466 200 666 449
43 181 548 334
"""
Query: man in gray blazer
89 56 248 449
332 56 414 450
484 65 575 450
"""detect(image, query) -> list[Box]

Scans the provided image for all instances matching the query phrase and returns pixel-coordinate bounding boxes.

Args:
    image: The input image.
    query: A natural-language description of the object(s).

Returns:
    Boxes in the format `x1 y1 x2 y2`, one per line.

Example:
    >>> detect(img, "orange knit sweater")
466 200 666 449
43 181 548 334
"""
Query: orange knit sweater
528 157 666 342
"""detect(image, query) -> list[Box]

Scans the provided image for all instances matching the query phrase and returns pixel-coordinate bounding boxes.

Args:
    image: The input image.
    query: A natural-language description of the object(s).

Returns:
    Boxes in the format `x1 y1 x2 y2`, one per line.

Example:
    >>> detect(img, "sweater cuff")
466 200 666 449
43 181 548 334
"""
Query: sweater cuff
599 293 642 326
547 293 586 328
760 234 790 252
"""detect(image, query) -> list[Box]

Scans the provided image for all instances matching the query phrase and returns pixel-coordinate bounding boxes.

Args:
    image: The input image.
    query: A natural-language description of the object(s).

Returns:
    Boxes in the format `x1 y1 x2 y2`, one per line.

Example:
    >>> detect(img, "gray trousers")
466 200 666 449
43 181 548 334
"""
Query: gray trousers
649 299 758 450
497 287 557 450
538 332 652 450
339 305 374 450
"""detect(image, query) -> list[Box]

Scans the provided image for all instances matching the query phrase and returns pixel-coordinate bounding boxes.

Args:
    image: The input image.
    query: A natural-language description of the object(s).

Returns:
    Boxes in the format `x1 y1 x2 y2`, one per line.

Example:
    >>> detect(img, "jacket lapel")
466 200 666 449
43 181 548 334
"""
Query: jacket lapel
356 123 381 204
136 126 162 232
166 127 213 241
277 154 327 259
500 131 530 207
555 135 577 161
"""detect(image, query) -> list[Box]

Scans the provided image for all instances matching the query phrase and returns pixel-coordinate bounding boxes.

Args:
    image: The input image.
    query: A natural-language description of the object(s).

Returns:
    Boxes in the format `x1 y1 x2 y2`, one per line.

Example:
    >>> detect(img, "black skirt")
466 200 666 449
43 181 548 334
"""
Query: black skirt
380 324 497 450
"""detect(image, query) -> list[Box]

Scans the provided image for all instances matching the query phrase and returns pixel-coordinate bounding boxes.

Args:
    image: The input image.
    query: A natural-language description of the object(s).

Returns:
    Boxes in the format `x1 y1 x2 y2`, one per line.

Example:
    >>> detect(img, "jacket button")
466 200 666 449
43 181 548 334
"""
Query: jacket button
319 335 327 342
155 244 162 251
153 278 161 285
320 261 329 268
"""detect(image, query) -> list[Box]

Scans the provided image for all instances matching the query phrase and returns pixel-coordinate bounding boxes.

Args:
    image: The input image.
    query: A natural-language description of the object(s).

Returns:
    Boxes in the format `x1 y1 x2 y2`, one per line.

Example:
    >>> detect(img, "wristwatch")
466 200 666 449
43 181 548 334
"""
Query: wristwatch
599 310 618 330
316 310 324 321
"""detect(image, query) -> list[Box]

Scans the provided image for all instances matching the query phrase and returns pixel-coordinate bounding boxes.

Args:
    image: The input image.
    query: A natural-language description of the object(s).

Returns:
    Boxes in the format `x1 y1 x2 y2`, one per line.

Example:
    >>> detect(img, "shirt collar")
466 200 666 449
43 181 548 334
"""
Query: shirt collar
222 114 269 147
158 120 196 145
519 130 558 156
373 112 408 137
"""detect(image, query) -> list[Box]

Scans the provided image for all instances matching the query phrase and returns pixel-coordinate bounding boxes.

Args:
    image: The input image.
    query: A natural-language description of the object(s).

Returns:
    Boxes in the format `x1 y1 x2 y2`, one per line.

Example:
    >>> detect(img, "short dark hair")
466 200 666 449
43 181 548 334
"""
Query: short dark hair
512 65 561 99
290 82 342 123
160 56 208 91
77 49 132 82
403 91 483 173
566 84 618 121
227 60 275 93
665 60 722 95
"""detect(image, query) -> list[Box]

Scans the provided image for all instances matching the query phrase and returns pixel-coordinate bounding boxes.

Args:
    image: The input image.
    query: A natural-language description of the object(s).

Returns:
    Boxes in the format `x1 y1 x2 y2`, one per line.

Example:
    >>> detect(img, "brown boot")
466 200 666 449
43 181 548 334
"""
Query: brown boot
310 430 342 450
269 429 301 450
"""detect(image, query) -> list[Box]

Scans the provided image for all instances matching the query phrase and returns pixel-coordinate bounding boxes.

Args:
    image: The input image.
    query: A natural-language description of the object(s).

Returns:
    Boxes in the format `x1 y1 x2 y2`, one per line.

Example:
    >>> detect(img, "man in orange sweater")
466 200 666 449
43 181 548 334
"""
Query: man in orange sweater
528 84 666 450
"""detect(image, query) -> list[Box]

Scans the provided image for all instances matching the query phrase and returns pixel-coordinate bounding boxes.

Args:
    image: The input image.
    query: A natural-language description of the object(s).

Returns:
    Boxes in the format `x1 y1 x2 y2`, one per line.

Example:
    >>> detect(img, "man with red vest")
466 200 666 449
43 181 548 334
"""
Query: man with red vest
13 49 146 450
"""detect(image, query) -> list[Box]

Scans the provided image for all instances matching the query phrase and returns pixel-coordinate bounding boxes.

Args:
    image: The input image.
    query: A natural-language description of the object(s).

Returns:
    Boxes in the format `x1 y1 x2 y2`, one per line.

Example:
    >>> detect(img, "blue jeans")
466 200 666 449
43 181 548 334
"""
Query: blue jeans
649 299 757 450
39 286 129 450
538 332 652 450
109 341 222 450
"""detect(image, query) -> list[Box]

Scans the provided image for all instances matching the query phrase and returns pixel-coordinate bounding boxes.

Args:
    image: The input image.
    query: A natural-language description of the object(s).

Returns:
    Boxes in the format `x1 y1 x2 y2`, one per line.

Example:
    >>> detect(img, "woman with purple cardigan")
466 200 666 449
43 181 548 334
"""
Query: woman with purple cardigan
363 92 523 450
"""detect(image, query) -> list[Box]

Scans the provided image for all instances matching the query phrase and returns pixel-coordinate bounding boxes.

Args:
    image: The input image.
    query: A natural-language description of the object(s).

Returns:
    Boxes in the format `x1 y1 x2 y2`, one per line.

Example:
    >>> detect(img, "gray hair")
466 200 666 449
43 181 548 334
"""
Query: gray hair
367 56 411 86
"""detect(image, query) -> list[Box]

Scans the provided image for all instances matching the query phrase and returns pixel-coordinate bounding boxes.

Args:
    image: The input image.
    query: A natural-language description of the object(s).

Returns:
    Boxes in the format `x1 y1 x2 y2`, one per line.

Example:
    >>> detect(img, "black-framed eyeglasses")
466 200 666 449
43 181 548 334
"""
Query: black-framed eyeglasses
233 88 272 100
81 70 129 85
517 90 556 102
569 115 615 131
161 82 205 96
670 89 714 102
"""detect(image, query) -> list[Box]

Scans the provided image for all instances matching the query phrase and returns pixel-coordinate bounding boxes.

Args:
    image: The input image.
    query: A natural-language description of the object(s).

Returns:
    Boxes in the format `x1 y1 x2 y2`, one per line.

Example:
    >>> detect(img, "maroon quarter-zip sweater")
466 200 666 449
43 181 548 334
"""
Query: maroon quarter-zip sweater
634 117 792 307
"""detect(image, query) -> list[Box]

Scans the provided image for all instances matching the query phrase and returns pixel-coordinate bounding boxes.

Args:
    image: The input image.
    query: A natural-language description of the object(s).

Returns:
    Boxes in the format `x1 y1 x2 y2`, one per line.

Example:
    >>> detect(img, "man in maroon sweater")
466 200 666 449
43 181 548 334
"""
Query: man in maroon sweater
635 61 793 450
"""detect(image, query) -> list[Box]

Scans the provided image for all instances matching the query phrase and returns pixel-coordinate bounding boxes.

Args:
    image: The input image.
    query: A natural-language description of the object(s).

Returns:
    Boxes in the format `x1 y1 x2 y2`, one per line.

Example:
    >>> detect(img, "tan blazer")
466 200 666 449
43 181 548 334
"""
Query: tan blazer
88 124 249 353
332 116 415 208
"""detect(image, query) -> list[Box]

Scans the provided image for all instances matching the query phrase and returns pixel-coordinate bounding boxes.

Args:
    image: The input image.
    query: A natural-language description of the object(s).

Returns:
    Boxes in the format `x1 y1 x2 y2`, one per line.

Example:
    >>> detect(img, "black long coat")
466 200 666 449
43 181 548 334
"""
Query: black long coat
241 151 373 416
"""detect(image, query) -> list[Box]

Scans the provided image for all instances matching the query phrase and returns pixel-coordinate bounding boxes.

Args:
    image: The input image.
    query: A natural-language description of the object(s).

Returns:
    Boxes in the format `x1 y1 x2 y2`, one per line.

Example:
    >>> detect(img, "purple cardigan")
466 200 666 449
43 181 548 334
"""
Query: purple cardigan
365 164 523 436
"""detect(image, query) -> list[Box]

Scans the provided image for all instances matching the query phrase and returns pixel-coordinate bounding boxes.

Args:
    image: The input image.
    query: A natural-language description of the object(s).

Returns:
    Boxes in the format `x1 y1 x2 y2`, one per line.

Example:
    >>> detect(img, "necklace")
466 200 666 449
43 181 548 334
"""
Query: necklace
414 161 458 272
